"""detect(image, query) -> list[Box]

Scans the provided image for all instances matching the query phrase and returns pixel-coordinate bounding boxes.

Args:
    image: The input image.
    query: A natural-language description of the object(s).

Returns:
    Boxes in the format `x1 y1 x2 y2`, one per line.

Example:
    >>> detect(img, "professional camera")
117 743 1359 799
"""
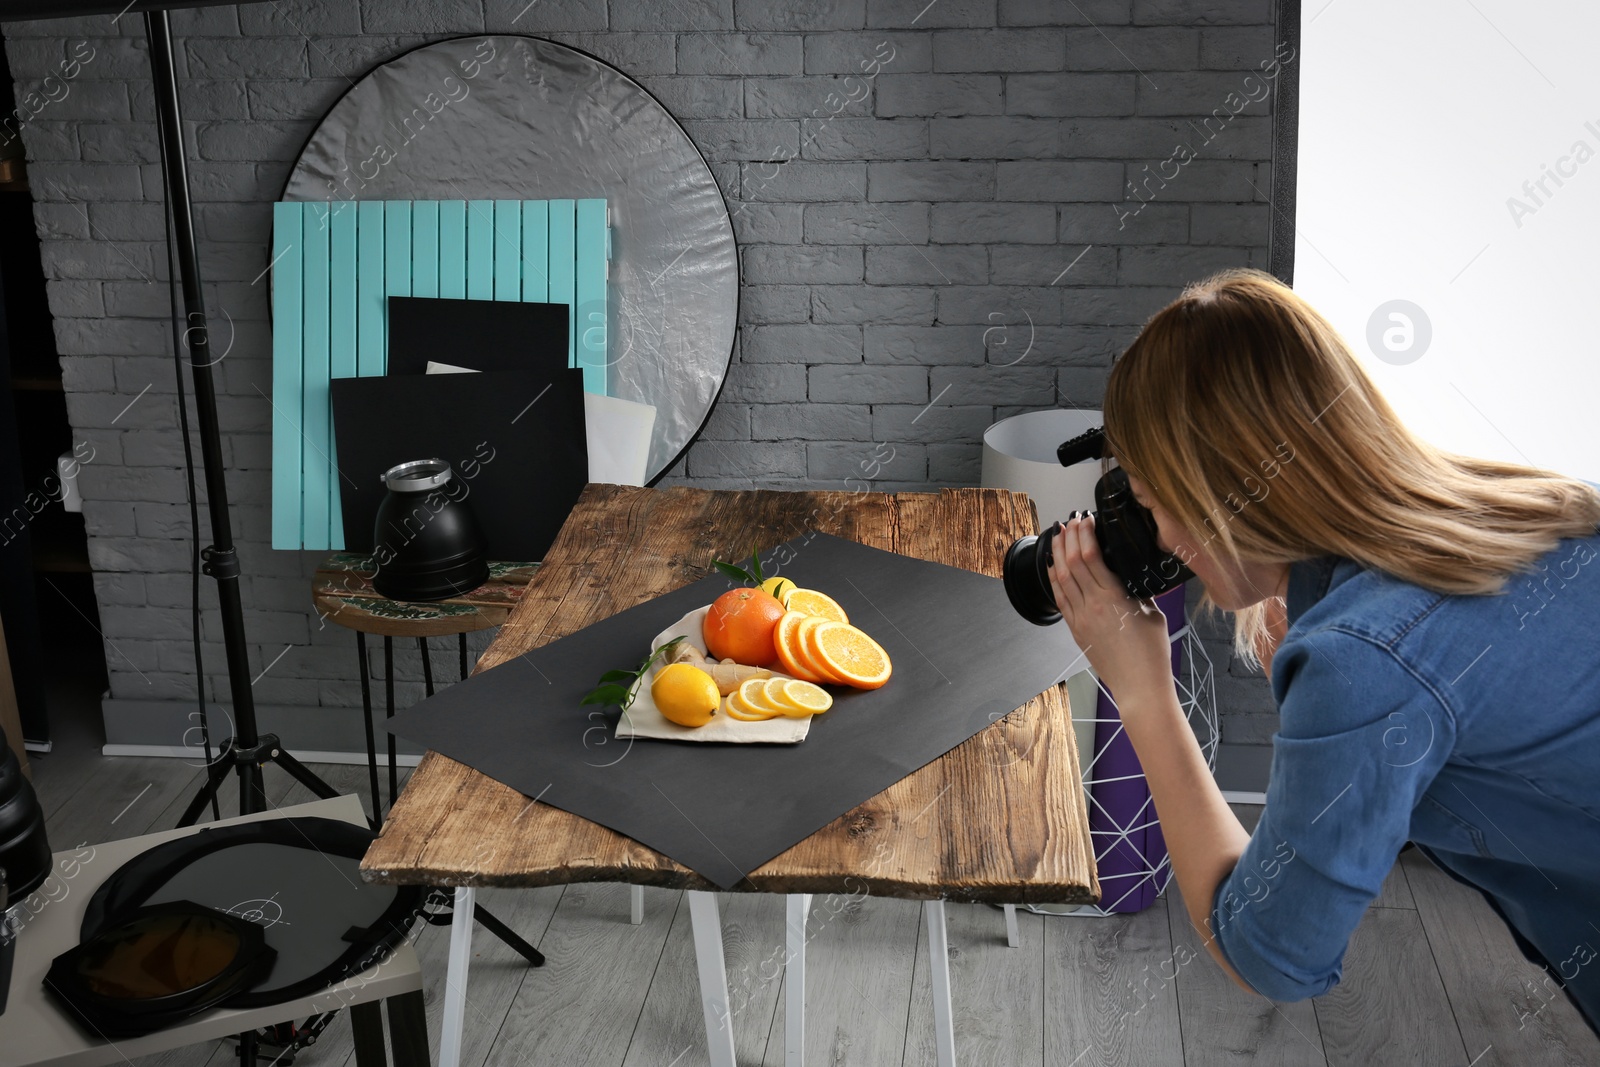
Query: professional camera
1002 427 1194 625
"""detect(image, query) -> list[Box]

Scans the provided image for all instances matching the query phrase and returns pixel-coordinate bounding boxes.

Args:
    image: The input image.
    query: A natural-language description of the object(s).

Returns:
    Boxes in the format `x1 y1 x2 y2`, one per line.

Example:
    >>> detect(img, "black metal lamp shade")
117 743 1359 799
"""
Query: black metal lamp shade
371 459 490 602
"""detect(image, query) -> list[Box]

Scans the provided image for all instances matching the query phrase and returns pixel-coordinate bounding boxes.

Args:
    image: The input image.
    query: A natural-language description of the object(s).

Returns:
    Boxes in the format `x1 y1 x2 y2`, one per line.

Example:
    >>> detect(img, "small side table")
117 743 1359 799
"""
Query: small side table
312 554 542 822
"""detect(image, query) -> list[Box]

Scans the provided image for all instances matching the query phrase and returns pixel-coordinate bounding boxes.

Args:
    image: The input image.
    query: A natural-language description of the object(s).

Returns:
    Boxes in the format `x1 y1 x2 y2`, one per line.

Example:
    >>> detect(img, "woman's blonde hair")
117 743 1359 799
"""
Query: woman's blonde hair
1102 267 1600 673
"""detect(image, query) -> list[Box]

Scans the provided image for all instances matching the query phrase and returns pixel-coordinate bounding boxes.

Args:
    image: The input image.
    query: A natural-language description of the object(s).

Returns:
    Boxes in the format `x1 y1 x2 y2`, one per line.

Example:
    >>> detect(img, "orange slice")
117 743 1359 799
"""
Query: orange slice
723 692 778 721
810 622 892 689
797 616 847 684
785 588 849 623
774 610 829 684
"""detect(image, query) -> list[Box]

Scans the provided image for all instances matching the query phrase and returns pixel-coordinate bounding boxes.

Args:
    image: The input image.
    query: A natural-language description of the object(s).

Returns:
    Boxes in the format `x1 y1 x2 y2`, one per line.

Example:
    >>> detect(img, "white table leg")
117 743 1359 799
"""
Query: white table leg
630 884 644 925
439 886 475 1067
1003 903 1020 948
925 899 957 1067
785 893 811 1067
687 890 738 1067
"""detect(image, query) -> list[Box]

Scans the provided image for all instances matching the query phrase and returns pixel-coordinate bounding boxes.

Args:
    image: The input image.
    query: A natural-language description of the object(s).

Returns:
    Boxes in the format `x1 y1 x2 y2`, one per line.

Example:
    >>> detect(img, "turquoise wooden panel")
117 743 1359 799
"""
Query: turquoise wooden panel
494 199 521 301
411 200 439 299
356 201 386 378
439 200 466 299
575 198 607 395
384 200 413 364
548 198 576 367
466 199 495 301
301 202 332 551
270 202 303 550
329 202 360 549
521 200 548 303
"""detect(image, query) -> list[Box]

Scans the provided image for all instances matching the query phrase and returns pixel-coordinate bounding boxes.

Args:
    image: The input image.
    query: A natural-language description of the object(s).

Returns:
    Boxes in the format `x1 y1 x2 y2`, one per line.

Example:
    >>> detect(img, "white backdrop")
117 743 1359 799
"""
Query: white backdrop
1295 0 1600 482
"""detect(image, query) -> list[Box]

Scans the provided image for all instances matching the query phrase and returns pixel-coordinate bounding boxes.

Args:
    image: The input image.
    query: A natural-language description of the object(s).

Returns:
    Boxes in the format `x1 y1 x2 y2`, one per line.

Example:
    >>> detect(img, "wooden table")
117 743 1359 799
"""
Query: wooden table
361 484 1098 1067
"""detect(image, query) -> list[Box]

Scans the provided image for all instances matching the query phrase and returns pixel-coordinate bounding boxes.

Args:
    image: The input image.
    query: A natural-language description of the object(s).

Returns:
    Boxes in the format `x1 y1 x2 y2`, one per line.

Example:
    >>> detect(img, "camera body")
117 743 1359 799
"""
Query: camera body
1002 428 1194 625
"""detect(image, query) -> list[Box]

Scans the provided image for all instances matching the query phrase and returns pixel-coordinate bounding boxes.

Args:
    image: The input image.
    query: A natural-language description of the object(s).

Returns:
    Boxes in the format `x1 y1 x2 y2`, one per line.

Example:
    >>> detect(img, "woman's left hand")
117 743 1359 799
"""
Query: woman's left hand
1047 513 1175 702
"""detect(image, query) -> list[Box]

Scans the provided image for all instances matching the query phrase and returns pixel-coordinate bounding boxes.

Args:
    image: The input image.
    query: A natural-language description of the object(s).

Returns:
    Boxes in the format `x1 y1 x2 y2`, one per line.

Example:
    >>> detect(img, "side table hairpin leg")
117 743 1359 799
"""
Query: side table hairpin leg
925 899 958 1067
384 636 397 810
688 891 738 1067
355 633 381 825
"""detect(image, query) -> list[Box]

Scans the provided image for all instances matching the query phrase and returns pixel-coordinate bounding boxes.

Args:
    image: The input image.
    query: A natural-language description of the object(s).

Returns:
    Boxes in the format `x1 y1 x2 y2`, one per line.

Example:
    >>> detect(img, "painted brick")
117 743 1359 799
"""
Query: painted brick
55 317 167 357
929 364 1054 405
201 608 309 646
865 244 987 284
87 201 167 241
195 120 315 161
1063 115 1269 159
245 79 349 121
11 80 132 122
1059 286 1176 324
996 160 1123 200
933 29 1066 72
1133 0 1271 25
685 120 801 161
872 403 993 443
240 0 364 35
936 285 1061 325
1118 245 1248 286
638 77 744 119
739 284 812 322
184 38 309 80
58 356 116 393
612 0 734 31
739 161 868 202
729 204 802 249
93 572 147 607
752 403 873 440
1056 364 1113 406
931 202 1056 243
869 160 994 200
168 6 241 34
82 501 137 540
1060 201 1187 244
1126 158 1260 200
1190 203 1269 245
742 243 863 284
228 433 274 469
77 122 157 165
867 0 995 28
545 34 677 74
746 76 876 118
998 0 1132 26
927 441 983 483
804 201 929 243
800 117 928 160
45 281 105 319
195 202 275 245
1026 324 1137 362
358 0 484 32
1005 72 1136 116
875 74 1003 117
680 33 803 75
737 0 866 31
686 440 806 478
1137 72 1273 117
28 162 143 201
32 204 91 242
719 363 809 403
864 324 988 364
811 285 935 324
808 363 926 403
14 121 80 164
1063 26 1198 70
482 0 609 31
306 36 433 78
742 324 862 363
989 243 1117 286
1198 26 1280 68
803 33 931 74
930 117 1061 159
700 401 752 440
806 441 926 480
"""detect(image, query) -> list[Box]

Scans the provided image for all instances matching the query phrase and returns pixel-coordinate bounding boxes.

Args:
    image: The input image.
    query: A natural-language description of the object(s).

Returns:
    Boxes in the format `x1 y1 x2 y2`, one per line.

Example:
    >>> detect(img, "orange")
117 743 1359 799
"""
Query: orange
784 588 849 623
703 587 787 666
774 610 829 684
798 616 847 685
810 622 892 689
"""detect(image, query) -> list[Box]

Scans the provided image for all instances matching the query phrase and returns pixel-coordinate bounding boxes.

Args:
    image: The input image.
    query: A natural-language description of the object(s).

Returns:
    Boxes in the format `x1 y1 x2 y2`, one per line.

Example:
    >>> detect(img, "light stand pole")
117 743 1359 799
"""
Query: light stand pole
138 7 337 824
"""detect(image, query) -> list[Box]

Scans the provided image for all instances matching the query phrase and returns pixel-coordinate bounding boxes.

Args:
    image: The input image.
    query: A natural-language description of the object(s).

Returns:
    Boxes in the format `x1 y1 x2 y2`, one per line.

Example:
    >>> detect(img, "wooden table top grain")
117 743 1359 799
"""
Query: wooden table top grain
360 483 1099 905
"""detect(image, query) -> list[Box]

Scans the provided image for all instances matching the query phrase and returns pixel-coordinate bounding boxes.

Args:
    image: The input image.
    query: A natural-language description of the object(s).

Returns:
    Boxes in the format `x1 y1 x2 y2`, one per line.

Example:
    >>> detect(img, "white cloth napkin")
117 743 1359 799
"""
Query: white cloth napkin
615 604 812 743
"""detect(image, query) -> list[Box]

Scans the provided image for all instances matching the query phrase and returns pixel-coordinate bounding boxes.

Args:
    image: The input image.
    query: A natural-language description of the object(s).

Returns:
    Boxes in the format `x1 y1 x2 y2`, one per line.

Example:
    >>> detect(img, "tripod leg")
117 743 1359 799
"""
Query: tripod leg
357 632 380 825
384 637 396 810
459 633 468 680
471 904 545 967
271 747 340 800
419 637 434 698
176 740 236 827
387 989 429 1067
237 1030 258 1067
350 1001 386 1067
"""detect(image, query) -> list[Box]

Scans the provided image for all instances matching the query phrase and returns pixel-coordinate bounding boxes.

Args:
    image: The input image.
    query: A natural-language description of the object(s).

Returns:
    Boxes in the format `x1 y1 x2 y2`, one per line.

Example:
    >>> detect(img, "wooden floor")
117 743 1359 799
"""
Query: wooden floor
25 699 1600 1067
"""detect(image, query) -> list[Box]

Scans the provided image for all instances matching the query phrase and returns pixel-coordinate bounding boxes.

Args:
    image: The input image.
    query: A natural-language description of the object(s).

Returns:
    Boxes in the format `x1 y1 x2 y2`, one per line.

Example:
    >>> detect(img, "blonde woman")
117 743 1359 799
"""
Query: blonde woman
1046 268 1600 1033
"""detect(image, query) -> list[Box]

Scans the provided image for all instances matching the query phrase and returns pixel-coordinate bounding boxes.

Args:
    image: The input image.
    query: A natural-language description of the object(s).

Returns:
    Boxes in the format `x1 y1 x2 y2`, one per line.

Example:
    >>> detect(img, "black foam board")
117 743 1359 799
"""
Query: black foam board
330 368 587 561
384 530 1082 889
384 296 569 378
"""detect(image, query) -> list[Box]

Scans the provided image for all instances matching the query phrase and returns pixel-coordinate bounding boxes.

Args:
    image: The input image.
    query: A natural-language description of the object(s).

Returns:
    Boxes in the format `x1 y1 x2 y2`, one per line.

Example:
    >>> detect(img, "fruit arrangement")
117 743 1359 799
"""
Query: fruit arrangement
641 549 894 729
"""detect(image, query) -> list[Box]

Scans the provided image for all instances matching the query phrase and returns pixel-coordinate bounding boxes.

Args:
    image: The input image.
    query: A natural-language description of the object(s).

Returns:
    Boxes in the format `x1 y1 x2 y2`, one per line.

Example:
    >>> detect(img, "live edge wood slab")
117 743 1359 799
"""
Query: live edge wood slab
360 483 1099 906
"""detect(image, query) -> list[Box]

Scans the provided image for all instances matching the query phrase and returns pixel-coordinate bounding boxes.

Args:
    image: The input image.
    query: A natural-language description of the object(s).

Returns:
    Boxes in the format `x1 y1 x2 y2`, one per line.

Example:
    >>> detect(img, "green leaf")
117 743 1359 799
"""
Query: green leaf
750 543 764 583
579 684 629 707
597 669 635 684
714 560 755 585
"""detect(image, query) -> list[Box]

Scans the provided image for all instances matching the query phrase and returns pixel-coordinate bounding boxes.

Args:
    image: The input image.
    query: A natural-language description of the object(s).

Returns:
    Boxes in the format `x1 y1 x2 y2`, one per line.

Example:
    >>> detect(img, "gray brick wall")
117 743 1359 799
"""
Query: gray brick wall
3 0 1283 746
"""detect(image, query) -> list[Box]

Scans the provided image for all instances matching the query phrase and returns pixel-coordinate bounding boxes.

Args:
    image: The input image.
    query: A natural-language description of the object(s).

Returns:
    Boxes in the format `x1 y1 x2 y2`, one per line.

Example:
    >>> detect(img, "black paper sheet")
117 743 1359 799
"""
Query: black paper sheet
384 530 1082 889
384 296 569 378
330 368 587 560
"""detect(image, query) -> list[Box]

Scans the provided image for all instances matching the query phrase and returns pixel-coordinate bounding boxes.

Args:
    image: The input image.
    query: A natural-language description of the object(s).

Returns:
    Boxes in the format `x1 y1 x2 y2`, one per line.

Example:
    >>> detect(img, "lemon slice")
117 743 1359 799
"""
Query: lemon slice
778 679 833 714
738 677 788 715
723 692 778 721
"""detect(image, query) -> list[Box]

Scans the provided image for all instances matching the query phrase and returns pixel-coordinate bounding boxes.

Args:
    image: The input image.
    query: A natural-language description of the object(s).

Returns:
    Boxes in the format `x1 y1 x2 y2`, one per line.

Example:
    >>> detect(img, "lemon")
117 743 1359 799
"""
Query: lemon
651 663 719 728
759 576 797 605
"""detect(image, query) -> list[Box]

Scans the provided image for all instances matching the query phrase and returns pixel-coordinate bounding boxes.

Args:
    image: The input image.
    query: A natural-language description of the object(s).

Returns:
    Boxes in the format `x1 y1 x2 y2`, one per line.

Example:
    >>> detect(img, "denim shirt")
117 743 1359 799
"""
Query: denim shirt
1210 483 1600 1033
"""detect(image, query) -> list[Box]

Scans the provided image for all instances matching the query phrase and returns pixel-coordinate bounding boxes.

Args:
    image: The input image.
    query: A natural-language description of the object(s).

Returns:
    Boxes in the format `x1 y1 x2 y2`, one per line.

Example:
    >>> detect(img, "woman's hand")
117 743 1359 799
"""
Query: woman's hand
1047 513 1175 703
